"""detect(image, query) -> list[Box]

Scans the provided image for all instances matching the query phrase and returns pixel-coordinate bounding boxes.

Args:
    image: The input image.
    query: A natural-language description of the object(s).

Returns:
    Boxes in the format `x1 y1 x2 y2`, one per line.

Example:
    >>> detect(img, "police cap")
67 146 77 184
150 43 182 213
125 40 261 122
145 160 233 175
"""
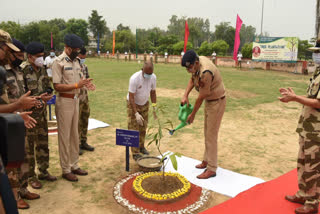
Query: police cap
12 39 25 52
181 50 199 67
64 34 84 48
26 42 44 55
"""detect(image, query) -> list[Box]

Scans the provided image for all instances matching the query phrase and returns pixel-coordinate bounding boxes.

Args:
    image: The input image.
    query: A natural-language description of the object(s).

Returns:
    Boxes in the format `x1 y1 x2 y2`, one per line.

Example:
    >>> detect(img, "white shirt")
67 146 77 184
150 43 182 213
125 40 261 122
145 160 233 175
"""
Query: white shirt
44 55 56 77
127 70 156 106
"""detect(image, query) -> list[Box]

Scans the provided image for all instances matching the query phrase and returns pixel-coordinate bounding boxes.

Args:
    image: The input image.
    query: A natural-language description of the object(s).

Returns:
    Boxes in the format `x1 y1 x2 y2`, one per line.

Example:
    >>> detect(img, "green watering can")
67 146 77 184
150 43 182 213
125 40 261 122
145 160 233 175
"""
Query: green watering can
169 103 194 135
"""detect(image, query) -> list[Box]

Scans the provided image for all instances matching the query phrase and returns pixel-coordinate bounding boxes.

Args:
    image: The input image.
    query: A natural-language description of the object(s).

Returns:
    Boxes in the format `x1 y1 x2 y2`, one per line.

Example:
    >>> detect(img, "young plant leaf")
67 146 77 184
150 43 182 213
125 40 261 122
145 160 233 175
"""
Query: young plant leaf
169 154 178 171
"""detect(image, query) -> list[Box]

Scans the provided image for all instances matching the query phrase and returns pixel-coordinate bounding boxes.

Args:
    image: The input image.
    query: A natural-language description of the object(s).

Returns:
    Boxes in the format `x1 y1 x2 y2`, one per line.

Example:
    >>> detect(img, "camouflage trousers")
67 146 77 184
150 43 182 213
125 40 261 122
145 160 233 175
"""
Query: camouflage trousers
78 95 90 142
296 135 320 208
6 137 29 199
26 111 49 181
127 101 149 155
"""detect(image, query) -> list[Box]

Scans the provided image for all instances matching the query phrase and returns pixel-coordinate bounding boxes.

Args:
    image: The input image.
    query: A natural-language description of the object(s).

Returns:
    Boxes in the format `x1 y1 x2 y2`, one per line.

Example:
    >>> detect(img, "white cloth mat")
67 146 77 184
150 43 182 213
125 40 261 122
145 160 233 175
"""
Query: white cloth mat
162 152 265 197
49 117 109 135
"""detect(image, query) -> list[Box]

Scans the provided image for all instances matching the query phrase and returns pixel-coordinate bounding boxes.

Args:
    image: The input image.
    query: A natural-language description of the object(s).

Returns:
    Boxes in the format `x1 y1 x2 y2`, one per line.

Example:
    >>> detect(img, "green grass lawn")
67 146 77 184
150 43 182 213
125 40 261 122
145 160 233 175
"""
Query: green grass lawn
86 58 310 128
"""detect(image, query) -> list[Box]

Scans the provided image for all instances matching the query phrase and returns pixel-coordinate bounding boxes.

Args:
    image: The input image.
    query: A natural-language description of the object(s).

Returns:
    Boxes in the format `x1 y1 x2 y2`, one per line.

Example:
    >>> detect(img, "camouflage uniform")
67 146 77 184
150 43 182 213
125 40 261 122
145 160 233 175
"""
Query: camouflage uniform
127 101 149 154
295 66 320 209
0 87 9 104
5 64 30 197
78 63 90 142
21 61 51 181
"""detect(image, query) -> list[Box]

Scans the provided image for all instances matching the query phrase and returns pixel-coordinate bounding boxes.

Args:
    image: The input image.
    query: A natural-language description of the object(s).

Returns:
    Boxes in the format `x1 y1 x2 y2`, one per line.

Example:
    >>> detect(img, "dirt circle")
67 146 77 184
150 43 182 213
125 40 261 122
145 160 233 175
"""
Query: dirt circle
114 172 211 213
133 173 189 203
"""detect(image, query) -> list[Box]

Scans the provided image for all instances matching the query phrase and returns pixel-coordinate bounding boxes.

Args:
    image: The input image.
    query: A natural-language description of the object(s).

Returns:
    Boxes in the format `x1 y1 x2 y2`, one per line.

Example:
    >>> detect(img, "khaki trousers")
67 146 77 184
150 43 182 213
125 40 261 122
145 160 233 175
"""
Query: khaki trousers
55 96 80 174
203 97 226 172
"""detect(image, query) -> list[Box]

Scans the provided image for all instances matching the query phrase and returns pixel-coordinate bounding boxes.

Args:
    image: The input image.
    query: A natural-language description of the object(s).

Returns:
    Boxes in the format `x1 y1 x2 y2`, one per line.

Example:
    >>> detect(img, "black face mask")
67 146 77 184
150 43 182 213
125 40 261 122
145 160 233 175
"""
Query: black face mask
69 51 79 61
0 66 7 96
12 57 23 68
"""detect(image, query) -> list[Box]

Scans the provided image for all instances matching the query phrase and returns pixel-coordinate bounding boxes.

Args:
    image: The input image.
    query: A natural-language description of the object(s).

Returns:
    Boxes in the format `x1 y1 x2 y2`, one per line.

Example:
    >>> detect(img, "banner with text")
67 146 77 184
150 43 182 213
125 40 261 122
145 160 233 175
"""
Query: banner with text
252 37 298 62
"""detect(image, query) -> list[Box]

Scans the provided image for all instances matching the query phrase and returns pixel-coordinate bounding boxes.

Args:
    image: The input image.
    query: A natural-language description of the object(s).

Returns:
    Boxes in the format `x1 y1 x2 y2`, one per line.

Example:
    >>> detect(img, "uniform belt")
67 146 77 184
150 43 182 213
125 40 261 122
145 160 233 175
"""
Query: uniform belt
59 93 78 99
207 96 226 102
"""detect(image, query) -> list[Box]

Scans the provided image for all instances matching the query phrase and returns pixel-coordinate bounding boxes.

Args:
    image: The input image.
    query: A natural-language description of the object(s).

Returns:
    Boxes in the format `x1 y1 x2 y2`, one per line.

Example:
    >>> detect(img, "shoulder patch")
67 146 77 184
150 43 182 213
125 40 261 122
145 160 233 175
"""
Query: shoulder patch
202 70 214 81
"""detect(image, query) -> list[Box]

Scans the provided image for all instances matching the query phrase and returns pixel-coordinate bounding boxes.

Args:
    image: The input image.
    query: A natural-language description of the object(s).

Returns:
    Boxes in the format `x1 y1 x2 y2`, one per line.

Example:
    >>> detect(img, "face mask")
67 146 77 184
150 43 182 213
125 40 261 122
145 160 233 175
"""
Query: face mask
0 66 6 95
12 57 23 67
50 52 55 57
10 52 23 67
313 53 320 64
34 56 44 67
80 59 85 65
143 73 152 79
69 51 79 61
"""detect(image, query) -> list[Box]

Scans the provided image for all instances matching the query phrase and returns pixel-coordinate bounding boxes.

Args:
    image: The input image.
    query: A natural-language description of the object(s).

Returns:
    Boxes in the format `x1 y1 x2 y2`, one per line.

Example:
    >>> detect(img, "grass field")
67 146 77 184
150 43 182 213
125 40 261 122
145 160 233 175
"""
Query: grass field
21 58 310 214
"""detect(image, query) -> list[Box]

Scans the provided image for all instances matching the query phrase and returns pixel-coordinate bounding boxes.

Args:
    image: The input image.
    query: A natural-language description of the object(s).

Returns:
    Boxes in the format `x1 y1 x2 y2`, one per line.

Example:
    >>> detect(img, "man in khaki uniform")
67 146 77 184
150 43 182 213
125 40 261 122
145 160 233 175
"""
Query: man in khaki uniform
181 50 226 179
279 39 320 214
52 34 92 182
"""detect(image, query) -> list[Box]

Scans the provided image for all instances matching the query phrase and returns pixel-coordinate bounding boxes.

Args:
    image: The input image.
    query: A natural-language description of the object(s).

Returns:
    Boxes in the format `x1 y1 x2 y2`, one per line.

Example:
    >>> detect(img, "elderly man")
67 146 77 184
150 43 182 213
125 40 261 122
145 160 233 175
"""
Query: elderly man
181 50 226 179
127 61 157 161
52 34 92 182
280 39 320 214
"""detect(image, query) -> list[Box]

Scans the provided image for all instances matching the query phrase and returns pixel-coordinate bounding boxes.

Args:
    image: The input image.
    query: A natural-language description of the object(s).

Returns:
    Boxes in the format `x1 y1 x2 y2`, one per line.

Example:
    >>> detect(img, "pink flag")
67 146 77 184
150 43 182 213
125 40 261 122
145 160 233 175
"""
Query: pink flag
233 15 243 61
51 32 53 48
184 21 189 53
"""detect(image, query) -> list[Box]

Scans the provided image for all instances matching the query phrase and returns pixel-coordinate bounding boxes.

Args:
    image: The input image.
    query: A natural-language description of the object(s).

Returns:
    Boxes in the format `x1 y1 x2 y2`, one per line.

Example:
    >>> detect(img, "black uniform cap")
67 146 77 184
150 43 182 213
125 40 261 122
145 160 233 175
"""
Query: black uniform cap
12 39 25 52
181 50 199 67
26 42 44 55
64 34 84 48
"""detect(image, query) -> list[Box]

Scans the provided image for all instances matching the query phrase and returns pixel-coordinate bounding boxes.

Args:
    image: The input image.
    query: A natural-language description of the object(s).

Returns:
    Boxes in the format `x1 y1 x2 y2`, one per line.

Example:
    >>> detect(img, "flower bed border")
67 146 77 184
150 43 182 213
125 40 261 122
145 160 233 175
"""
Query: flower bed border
113 172 211 214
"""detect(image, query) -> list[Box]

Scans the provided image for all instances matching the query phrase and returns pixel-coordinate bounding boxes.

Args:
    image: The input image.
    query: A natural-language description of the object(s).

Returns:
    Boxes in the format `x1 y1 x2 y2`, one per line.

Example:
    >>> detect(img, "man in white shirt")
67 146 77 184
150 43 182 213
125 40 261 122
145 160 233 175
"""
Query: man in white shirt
44 48 57 78
127 61 157 161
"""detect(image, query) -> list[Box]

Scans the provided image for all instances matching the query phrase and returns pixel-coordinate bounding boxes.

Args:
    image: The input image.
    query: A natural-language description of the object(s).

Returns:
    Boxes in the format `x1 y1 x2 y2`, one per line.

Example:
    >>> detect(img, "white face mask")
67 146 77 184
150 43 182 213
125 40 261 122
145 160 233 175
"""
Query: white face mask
313 53 320 65
50 52 55 57
34 56 44 67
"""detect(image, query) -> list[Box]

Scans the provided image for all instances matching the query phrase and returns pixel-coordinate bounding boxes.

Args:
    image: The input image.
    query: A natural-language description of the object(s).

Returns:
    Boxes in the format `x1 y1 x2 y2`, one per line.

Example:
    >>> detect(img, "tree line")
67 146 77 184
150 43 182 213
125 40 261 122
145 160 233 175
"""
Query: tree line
0 10 313 59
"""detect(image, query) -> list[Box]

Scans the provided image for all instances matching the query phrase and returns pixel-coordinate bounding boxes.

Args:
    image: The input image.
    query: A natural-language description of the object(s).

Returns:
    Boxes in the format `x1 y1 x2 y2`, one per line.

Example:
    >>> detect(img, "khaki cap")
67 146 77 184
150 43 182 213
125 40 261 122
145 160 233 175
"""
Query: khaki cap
0 29 20 52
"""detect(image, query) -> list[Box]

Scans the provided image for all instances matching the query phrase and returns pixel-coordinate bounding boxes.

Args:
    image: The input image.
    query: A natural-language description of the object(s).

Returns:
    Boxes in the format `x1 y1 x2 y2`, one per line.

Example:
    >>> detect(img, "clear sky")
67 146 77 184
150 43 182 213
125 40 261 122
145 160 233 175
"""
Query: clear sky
0 0 316 40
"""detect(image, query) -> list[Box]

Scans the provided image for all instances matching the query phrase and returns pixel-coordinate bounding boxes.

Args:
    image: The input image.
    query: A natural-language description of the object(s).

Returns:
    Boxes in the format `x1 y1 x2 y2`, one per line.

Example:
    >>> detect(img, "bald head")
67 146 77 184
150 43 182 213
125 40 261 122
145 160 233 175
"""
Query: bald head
143 60 154 75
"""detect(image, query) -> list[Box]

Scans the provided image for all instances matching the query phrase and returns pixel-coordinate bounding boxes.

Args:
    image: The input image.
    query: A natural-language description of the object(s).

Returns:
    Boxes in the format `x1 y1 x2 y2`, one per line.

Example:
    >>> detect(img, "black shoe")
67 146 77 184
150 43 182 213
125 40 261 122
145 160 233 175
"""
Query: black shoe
133 154 142 161
79 146 83 155
80 140 94 151
140 148 149 155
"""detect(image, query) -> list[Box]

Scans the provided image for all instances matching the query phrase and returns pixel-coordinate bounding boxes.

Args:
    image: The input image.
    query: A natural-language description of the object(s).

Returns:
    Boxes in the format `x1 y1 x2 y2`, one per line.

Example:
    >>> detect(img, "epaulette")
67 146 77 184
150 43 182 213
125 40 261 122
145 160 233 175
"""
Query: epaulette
20 61 30 70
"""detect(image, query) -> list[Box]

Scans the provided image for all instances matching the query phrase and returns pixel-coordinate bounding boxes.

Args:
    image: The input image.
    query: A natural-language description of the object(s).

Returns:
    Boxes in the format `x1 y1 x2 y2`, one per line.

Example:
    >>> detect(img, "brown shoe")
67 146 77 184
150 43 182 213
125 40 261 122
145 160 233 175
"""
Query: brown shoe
30 179 42 189
62 173 78 182
197 169 216 179
285 195 305 205
71 168 88 176
38 173 57 182
195 161 208 169
17 199 29 209
21 191 40 200
295 205 318 214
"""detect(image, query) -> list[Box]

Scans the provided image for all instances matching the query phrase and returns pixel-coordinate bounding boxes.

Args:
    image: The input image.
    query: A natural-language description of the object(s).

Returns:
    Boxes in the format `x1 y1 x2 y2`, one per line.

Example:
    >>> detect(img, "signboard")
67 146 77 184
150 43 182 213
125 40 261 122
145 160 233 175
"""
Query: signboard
116 129 139 147
252 37 298 63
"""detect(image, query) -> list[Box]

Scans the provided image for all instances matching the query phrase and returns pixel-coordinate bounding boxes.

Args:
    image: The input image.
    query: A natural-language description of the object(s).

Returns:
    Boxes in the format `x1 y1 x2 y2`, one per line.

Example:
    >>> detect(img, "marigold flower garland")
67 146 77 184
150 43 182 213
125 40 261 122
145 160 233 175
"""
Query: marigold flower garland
132 172 191 202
